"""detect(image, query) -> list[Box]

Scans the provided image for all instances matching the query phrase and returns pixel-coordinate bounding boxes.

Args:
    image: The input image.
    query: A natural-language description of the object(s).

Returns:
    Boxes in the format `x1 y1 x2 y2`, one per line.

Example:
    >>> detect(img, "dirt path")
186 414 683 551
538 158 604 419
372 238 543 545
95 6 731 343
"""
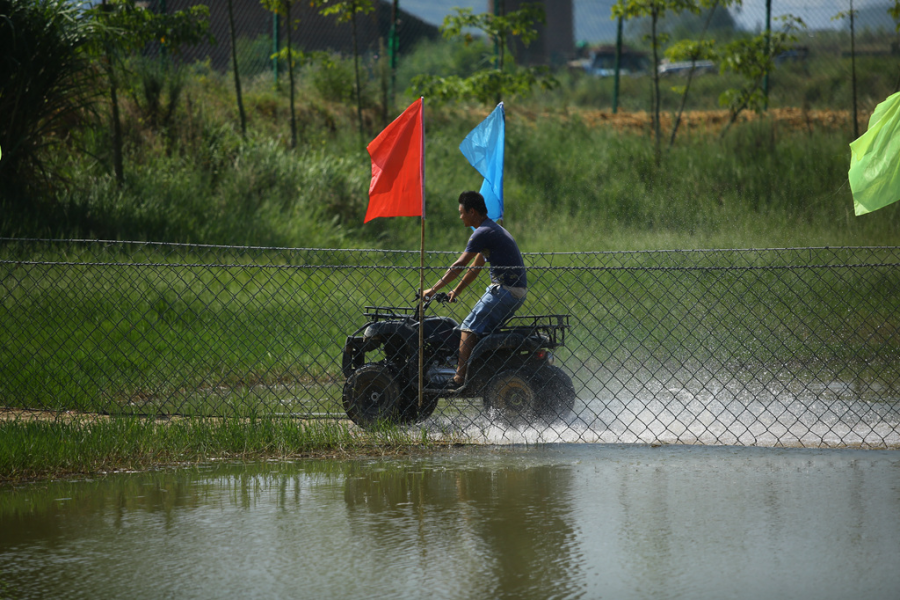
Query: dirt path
511 107 862 134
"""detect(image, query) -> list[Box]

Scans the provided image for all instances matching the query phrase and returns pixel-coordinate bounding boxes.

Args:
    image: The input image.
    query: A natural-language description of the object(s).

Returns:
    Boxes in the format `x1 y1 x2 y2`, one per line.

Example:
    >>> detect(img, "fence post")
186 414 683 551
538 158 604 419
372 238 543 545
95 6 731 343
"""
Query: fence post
613 16 623 114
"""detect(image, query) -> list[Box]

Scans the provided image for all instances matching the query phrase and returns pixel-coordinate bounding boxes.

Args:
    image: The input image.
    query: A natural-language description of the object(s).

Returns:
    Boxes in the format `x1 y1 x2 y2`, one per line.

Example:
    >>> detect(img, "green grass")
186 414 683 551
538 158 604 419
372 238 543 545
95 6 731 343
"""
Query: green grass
0 416 429 484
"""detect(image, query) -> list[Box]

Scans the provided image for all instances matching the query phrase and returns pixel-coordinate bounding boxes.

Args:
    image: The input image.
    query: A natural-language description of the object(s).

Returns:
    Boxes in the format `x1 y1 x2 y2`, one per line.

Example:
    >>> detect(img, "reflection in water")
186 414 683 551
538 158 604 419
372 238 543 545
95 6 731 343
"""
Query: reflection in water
341 455 580 599
1 446 900 600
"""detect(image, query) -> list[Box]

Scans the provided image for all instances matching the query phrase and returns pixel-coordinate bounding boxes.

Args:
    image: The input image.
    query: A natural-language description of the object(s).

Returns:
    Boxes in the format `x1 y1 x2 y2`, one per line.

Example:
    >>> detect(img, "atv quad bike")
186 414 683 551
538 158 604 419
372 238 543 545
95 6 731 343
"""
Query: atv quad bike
340 293 575 428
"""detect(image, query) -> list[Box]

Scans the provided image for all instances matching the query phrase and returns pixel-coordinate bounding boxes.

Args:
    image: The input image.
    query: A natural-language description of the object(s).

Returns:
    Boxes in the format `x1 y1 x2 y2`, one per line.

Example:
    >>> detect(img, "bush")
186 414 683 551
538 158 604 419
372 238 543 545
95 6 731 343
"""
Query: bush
0 0 99 205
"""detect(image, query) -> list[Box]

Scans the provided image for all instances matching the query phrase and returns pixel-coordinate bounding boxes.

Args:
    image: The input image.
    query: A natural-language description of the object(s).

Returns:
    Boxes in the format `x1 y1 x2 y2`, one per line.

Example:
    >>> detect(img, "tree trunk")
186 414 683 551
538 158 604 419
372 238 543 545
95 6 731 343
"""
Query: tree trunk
352 10 364 145
227 0 247 139
108 60 124 186
669 1 719 148
651 9 661 164
850 0 858 139
286 1 297 149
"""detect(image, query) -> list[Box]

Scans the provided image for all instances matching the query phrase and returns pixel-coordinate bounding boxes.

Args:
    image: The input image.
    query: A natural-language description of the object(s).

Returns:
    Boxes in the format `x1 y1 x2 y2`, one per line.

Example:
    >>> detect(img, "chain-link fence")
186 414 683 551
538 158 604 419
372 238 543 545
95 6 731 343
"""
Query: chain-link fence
2 239 898 448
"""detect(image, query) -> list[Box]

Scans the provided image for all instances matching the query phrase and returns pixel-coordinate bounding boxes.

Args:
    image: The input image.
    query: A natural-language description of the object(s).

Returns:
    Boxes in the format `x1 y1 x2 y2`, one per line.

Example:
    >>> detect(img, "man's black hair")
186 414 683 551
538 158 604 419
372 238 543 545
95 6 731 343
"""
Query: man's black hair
459 191 488 216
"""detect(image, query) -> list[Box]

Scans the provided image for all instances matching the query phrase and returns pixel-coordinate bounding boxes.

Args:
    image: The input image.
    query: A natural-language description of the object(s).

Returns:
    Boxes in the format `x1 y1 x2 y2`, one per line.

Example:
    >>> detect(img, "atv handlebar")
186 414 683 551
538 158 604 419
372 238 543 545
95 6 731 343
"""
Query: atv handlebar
416 291 453 306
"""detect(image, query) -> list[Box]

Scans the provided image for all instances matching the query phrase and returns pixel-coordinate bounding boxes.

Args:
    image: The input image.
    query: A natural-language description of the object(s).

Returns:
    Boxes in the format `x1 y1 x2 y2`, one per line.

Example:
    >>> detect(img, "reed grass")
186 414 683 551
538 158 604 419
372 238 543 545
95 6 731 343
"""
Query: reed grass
0 416 426 484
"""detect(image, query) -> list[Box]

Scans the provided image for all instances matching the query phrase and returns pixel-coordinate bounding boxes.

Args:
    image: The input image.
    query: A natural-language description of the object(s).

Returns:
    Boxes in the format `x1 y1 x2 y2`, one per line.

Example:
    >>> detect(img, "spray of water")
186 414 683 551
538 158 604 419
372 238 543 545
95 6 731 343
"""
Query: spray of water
426 369 900 448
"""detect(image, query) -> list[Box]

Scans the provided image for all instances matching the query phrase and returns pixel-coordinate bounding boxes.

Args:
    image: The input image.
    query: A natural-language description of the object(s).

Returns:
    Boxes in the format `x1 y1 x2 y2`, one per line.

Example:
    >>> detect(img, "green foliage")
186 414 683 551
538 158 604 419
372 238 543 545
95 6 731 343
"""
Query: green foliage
715 15 806 127
410 3 558 105
612 0 721 158
665 39 717 63
310 54 366 104
612 0 703 34
412 66 558 105
439 4 546 52
235 34 274 78
132 58 188 131
85 0 212 182
312 0 374 22
0 0 98 202
87 0 212 57
310 0 376 142
395 37 489 86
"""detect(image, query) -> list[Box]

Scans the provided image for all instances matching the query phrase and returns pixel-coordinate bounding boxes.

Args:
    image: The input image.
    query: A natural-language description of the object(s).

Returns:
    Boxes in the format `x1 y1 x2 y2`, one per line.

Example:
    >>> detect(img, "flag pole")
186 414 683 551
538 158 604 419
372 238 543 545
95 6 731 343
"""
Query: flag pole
418 97 426 410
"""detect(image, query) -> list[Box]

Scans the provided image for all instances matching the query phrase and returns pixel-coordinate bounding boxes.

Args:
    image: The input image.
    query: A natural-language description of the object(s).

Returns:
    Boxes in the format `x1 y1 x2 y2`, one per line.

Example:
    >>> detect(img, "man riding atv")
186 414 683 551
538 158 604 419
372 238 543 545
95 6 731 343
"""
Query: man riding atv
423 191 527 390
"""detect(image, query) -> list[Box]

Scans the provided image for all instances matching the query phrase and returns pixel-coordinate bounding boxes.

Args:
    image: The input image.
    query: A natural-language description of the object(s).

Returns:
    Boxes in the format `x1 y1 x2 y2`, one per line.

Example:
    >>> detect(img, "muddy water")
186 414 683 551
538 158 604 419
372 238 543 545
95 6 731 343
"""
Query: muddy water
2 445 899 600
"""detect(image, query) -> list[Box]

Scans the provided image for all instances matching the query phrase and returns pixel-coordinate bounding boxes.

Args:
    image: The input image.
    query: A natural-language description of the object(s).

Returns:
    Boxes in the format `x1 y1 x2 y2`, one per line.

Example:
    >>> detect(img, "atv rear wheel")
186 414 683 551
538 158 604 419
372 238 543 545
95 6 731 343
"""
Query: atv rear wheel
342 364 402 428
534 365 576 420
483 370 538 420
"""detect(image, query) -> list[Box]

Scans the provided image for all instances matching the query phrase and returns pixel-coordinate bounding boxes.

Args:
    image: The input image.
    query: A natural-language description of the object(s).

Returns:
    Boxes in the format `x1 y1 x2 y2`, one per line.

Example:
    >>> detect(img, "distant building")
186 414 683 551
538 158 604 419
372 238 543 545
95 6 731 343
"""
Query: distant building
489 0 574 66
150 0 440 72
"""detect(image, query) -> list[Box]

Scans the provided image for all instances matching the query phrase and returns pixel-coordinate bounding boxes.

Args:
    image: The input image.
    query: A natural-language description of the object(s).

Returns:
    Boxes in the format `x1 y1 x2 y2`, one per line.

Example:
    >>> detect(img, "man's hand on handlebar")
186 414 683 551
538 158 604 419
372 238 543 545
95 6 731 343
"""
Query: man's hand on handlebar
419 290 453 304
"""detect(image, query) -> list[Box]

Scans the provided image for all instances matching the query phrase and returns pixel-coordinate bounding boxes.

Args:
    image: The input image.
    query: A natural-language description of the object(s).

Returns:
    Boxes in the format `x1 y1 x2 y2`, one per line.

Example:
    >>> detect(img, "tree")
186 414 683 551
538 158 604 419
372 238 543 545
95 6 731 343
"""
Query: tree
88 0 211 184
410 3 558 105
663 0 742 147
612 0 702 163
832 2 859 138
227 0 248 138
0 0 99 204
313 0 375 145
261 0 304 149
664 37 716 145
714 15 805 136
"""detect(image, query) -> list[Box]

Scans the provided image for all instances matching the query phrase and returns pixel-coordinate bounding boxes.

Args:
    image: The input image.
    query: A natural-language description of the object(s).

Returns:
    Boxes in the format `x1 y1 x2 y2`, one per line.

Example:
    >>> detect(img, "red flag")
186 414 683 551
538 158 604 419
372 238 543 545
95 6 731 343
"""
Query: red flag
365 98 424 223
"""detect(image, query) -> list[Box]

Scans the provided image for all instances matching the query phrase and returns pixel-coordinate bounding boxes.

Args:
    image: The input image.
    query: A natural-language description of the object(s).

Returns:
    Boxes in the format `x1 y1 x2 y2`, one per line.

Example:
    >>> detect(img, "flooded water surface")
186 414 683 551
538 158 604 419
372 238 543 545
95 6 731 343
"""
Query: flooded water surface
2 445 899 599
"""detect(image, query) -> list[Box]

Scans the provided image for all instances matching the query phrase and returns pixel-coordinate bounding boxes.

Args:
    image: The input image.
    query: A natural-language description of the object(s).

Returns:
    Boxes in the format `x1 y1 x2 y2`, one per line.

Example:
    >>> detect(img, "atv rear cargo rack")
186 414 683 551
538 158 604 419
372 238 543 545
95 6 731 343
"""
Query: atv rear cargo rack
500 314 569 348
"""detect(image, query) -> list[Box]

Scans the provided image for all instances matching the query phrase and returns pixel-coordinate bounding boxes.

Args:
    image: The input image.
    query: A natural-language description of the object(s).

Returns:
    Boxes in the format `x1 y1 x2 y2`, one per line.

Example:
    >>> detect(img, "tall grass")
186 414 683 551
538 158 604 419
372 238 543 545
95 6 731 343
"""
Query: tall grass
4 46 896 251
0 416 425 484
38 105 896 252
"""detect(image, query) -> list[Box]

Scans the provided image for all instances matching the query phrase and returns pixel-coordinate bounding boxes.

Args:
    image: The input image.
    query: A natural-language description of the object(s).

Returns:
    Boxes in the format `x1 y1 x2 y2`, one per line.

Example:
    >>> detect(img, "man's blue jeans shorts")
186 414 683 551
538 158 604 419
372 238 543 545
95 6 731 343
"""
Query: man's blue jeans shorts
459 285 526 336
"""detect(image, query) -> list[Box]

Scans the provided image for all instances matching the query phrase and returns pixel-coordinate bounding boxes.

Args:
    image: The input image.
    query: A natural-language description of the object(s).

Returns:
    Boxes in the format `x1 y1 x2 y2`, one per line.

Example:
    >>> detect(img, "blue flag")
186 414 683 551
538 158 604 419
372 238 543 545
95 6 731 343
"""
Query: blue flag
459 102 505 220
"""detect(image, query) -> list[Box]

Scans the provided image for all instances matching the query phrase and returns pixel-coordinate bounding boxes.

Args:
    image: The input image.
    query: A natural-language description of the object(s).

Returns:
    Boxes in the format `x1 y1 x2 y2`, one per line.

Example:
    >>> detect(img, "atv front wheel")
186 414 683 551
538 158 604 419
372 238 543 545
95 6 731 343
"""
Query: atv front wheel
398 392 439 424
342 364 402 428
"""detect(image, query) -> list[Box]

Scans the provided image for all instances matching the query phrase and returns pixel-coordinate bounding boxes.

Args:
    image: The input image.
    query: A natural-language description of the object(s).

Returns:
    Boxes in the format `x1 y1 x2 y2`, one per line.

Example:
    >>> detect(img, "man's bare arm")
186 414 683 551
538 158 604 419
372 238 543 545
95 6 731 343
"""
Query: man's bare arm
448 253 485 302
423 251 482 300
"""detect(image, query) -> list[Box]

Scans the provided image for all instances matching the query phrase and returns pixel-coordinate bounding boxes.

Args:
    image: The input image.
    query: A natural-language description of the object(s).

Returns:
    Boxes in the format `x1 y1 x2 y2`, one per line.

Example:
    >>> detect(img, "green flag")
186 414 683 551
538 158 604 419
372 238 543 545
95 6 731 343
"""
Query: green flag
849 91 900 216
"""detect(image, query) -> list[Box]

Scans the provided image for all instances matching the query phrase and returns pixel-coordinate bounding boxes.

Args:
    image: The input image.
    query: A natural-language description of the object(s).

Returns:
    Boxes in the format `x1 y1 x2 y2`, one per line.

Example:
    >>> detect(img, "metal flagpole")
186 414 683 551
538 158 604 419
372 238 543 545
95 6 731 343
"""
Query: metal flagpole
418 97 426 409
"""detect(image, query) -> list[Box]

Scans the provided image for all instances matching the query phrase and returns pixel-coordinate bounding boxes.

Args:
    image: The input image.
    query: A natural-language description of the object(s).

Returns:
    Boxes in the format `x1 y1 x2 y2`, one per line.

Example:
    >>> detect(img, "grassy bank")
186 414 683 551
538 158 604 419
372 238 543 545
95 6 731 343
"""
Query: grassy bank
0 415 428 484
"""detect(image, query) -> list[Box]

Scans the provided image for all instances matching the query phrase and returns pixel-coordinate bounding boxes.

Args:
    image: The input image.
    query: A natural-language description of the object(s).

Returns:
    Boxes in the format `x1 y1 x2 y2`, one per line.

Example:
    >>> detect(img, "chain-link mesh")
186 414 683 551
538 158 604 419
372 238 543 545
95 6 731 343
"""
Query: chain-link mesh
2 239 898 448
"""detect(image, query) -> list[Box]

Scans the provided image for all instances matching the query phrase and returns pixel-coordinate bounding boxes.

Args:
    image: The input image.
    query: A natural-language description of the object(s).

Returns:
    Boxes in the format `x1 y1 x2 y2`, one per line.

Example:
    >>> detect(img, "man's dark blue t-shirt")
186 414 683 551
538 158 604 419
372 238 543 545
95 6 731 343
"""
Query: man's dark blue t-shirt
464 218 527 288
